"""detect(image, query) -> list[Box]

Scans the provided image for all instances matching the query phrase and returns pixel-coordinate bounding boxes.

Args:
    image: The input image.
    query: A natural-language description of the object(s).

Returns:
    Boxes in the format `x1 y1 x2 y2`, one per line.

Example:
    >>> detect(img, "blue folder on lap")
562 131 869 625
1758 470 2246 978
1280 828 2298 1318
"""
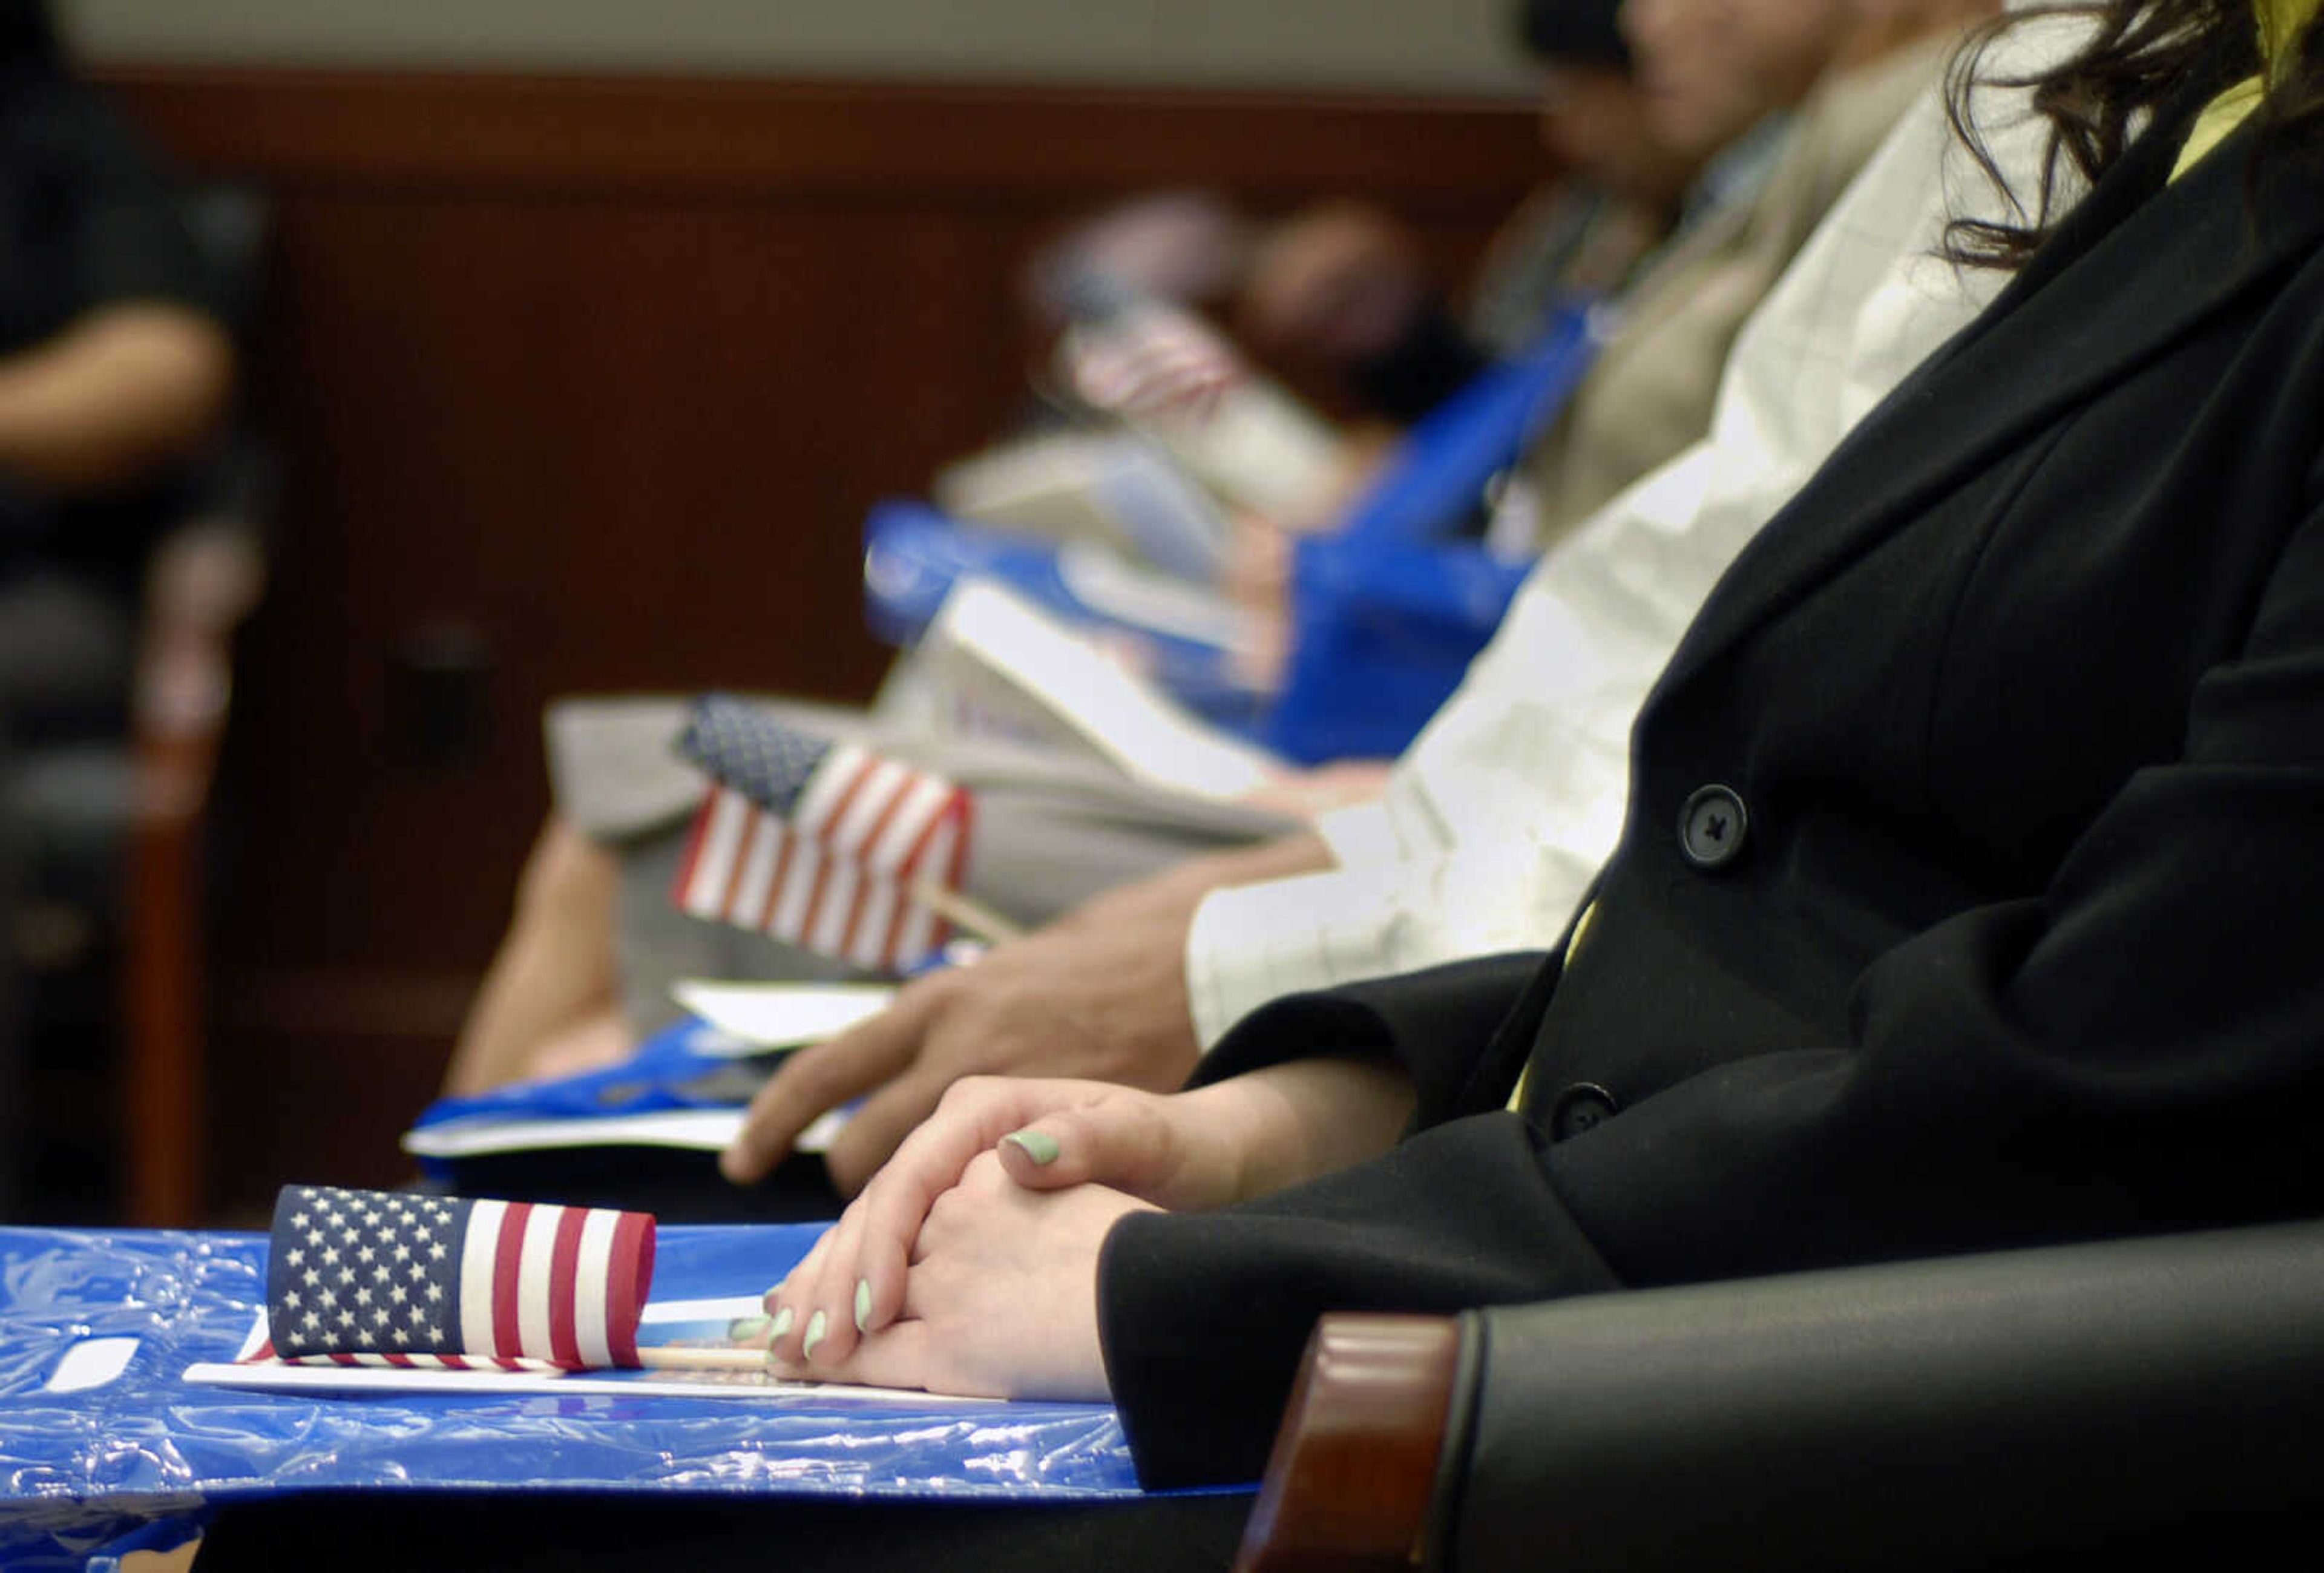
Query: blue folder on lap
0 1224 1157 1570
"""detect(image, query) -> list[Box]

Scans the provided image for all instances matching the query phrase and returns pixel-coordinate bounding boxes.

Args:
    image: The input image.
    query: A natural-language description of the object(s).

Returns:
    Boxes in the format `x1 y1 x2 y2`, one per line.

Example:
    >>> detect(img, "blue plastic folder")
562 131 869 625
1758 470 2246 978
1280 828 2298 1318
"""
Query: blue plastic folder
1261 534 1531 763
0 1223 1148 1570
1333 300 1605 550
409 1014 768 1155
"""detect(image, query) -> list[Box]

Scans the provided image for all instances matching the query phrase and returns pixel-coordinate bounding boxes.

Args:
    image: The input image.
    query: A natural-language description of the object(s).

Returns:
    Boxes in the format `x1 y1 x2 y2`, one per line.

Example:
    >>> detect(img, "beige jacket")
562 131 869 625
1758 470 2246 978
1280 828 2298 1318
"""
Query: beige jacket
1520 31 1954 550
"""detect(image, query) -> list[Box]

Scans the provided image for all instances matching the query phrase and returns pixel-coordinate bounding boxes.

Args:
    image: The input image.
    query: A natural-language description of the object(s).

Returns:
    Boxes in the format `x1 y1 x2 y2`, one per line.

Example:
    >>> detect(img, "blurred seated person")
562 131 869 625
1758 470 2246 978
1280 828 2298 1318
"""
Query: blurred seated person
753 0 2324 1502
1233 0 1693 430
712 0 2008 1193
0 0 234 1212
1210 0 1984 681
445 0 2014 1185
1093 0 1976 652
0 0 234 749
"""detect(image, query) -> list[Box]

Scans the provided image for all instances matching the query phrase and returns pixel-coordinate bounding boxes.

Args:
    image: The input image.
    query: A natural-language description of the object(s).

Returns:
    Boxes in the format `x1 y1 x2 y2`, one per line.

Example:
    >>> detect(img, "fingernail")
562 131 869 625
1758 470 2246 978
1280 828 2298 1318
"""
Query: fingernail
801 1309 827 1360
727 1315 771 1345
770 1306 795 1344
1003 1129 1060 1165
853 1278 872 1333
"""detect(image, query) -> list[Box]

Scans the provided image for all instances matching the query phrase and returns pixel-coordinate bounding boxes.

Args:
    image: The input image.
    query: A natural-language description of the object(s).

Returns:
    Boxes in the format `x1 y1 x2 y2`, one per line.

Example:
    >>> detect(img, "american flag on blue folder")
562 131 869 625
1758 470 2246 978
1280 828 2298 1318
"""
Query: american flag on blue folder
258 1185 656 1370
671 696 973 972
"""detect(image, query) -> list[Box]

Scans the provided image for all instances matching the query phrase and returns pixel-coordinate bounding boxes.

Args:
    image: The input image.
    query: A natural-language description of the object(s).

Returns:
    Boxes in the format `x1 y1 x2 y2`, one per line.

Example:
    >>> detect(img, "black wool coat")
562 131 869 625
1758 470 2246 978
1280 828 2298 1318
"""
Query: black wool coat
1101 73 2324 1490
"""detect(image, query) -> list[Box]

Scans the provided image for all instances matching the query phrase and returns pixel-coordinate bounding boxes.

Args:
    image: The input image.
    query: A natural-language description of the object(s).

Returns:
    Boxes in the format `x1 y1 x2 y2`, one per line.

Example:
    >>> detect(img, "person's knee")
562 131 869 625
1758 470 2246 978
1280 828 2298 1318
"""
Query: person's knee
514 815 617 921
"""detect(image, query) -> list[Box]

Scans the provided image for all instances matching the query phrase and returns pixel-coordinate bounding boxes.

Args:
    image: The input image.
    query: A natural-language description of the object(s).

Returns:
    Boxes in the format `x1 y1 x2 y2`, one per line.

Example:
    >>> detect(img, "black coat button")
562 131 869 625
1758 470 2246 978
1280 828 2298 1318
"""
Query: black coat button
1678 784 1748 870
1548 1083 1619 1142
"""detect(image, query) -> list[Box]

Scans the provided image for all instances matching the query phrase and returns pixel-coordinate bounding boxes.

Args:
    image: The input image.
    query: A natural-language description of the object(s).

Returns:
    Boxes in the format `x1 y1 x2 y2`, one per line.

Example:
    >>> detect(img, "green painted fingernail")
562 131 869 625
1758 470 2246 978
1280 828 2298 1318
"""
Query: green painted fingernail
854 1278 872 1332
1003 1129 1060 1166
801 1309 827 1359
769 1306 794 1344
728 1315 772 1344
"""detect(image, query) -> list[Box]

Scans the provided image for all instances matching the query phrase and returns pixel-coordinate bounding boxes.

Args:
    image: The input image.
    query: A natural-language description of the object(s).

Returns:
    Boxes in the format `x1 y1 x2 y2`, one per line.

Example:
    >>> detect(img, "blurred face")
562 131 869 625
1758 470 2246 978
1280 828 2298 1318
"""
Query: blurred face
1537 62 1701 208
1620 0 1856 159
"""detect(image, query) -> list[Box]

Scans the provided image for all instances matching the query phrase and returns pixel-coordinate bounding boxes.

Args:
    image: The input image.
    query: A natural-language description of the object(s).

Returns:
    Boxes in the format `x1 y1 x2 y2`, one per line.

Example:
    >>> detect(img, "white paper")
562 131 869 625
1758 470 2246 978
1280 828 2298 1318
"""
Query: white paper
402 1105 852 1160
183 1304 987 1407
179 1358 989 1404
928 580 1281 799
670 980 897 1049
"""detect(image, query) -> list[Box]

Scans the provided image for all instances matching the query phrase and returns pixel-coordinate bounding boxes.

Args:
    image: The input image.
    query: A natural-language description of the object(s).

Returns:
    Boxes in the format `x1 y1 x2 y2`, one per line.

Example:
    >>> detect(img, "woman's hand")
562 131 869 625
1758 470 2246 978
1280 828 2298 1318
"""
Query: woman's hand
760 1057 1416 1376
761 1075 1241 1373
766 1149 1150 1402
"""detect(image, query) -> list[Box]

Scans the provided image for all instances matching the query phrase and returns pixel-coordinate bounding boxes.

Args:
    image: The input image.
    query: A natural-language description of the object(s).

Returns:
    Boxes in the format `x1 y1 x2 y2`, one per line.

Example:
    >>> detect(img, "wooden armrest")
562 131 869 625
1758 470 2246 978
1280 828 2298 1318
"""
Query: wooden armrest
122 515 264 1226
132 517 265 823
1232 1314 1465 1573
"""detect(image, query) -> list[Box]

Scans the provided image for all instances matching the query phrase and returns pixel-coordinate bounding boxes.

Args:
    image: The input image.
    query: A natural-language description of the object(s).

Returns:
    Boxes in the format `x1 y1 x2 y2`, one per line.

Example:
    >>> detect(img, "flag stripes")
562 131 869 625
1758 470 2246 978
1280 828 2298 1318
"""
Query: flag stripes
672 729 974 973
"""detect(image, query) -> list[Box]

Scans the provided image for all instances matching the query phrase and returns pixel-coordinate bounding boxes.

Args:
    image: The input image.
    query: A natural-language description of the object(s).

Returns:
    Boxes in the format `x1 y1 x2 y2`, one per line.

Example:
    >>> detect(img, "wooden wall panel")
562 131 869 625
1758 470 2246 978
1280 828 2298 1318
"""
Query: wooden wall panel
91 67 1543 1213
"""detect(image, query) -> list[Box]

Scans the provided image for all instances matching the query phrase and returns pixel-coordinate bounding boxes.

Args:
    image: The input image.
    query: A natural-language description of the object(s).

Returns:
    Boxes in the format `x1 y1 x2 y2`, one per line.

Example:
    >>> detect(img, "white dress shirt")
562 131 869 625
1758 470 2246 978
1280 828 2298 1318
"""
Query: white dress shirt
1186 12 2090 1046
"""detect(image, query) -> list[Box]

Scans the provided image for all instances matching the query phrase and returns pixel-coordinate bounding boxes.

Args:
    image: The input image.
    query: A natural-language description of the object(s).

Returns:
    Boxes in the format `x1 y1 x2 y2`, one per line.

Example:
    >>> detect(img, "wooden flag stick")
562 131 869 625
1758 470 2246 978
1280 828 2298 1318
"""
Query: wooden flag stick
913 882 1025 945
638 1345 775 1372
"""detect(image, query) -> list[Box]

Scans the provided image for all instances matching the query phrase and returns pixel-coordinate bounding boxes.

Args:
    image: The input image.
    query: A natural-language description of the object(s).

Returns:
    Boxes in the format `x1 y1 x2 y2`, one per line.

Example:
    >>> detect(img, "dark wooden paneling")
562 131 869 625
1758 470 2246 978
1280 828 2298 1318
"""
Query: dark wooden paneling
101 68 1543 208
90 67 1541 1216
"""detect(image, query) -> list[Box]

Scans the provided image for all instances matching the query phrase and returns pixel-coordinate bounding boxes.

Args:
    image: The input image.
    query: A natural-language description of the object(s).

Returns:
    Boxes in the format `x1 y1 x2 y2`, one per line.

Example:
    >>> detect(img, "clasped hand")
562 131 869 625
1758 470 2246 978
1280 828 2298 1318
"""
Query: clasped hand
752 1077 1240 1399
751 1059 1416 1401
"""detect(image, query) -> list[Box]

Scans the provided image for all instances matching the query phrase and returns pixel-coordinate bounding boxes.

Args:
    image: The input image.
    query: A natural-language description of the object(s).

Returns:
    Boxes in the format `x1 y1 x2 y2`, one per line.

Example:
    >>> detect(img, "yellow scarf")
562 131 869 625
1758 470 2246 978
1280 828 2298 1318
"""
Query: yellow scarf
2173 0 2322 179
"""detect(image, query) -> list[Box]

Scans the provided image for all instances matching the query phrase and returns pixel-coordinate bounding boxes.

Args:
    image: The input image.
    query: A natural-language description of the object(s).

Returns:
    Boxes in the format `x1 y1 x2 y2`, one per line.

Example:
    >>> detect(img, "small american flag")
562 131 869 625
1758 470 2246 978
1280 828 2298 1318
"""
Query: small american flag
670 696 973 971
259 1185 655 1370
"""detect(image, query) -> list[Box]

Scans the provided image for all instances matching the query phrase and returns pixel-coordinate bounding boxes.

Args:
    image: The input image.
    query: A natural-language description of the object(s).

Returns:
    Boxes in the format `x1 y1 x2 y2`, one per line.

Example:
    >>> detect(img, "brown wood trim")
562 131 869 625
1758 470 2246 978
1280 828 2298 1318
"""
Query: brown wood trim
215 968 481 1042
122 791 206 1227
1236 1313 1466 1573
95 65 1541 206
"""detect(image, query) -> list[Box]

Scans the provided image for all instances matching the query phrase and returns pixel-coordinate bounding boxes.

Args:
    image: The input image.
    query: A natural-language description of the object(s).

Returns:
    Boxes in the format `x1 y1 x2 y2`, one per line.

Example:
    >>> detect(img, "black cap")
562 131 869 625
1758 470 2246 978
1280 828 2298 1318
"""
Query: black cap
1514 0 1630 71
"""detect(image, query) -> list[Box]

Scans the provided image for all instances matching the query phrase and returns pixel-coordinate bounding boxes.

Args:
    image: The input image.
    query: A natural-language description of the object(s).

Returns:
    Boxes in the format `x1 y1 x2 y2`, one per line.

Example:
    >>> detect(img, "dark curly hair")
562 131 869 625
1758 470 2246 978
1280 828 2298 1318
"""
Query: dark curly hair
1945 1 2324 268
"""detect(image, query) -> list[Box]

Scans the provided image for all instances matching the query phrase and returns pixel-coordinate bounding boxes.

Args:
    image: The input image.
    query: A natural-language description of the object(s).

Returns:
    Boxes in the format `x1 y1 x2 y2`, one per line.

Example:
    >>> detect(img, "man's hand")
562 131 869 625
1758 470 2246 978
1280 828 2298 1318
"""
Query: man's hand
718 835 1330 1194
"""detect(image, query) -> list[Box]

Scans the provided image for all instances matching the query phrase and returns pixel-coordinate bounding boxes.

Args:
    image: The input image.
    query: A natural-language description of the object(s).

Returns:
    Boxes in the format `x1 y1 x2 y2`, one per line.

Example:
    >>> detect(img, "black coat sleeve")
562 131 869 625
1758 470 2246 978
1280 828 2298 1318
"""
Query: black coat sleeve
1095 951 1561 1488
1101 1112 1617 1489
1187 949 1552 1123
